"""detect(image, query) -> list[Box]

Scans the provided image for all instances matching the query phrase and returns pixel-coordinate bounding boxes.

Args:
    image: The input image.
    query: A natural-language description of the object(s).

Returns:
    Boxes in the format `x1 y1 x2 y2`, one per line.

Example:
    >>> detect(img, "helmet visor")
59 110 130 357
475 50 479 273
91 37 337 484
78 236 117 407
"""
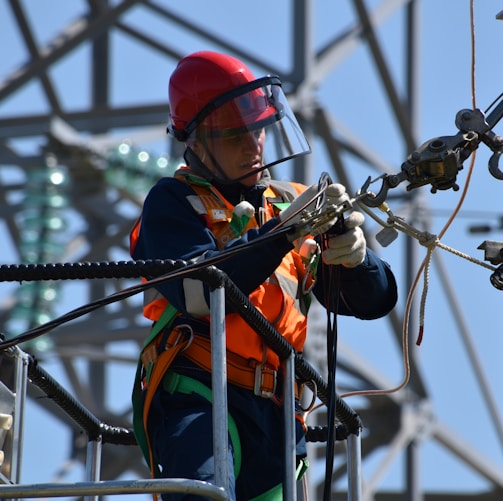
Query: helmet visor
187 76 311 183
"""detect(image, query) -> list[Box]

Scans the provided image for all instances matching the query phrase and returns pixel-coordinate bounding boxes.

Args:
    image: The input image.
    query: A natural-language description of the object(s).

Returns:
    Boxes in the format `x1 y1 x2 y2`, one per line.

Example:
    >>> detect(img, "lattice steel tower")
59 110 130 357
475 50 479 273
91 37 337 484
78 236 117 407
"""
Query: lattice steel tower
1 1 503 499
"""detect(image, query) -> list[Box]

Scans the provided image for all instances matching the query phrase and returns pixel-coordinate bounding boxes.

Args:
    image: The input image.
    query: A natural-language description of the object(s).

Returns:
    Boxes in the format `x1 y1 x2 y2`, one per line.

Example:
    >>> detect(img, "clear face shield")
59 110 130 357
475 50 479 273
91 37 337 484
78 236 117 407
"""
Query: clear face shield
184 76 311 184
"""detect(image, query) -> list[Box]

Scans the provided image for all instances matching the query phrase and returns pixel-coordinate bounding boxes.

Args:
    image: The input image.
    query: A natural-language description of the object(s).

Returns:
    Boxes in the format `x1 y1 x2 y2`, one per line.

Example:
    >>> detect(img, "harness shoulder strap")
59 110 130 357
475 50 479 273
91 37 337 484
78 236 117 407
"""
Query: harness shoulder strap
143 303 179 350
131 303 179 475
265 180 305 212
268 180 305 199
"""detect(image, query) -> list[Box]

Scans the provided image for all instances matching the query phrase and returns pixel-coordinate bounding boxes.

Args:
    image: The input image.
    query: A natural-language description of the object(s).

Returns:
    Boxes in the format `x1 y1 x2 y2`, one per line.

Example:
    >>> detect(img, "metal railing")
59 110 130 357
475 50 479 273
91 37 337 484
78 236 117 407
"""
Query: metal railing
0 260 363 500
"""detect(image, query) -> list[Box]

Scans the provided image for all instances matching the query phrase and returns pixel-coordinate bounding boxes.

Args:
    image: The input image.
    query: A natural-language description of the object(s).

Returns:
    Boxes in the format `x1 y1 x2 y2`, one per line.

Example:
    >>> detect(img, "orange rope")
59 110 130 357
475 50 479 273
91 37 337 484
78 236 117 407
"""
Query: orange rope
341 0 478 399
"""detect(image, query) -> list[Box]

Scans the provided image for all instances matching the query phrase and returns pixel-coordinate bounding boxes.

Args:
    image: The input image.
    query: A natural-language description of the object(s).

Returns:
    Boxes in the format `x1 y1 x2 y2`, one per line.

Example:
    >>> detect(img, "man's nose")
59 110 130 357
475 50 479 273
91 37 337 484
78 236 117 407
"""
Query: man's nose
242 132 261 152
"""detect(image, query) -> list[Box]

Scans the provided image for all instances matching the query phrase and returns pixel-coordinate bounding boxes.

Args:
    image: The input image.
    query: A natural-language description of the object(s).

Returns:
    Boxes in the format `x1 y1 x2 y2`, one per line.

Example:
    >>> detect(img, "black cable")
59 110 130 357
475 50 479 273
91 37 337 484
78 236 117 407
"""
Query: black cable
21 265 357 448
26 351 137 445
0 226 292 350
484 92 503 115
316 171 345 501
323 265 341 501
201 267 361 431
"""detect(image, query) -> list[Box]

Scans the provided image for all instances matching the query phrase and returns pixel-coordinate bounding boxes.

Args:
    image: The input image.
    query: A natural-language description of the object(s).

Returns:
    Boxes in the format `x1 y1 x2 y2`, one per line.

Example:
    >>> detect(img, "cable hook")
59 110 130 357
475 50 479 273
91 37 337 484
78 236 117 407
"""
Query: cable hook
358 172 406 208
489 151 503 180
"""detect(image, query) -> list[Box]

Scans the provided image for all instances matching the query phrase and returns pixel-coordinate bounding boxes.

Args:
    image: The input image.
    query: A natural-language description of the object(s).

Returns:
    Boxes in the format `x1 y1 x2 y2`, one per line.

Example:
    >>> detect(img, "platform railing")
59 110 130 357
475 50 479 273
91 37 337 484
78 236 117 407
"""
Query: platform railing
0 343 28 488
0 260 362 500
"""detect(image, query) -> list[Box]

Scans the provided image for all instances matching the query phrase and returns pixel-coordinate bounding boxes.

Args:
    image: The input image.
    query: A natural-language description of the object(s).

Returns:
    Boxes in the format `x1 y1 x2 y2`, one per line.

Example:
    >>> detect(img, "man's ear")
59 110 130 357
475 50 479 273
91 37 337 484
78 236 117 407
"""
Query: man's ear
187 141 209 167
187 138 202 155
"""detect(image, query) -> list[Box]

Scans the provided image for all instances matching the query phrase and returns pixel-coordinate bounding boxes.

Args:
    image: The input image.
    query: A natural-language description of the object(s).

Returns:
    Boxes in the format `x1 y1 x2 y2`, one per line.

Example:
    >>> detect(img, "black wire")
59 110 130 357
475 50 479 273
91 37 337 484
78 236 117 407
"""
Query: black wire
315 171 343 501
0 225 293 350
322 251 342 501
484 92 503 114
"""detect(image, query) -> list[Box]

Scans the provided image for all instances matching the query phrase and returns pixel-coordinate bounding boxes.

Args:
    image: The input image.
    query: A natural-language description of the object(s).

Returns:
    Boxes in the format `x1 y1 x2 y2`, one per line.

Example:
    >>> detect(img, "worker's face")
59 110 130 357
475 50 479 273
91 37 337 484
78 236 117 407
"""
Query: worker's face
194 128 266 187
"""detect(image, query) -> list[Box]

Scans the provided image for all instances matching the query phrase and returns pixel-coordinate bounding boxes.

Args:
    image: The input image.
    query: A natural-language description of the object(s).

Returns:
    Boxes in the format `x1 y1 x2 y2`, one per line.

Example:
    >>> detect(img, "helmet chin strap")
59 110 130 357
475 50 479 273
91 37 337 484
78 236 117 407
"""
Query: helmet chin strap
183 146 226 183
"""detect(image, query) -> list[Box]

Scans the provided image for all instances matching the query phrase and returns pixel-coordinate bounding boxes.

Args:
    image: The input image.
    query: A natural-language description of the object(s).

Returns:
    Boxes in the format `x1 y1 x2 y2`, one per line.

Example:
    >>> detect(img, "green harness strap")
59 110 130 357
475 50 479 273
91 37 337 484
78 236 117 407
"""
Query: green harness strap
247 458 309 501
163 371 242 479
142 367 307 499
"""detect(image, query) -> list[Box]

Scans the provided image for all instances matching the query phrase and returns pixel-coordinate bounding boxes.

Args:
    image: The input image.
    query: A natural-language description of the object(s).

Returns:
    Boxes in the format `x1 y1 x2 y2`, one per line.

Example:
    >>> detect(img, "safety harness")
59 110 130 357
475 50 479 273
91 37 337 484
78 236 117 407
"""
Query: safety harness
131 303 298 478
131 301 308 500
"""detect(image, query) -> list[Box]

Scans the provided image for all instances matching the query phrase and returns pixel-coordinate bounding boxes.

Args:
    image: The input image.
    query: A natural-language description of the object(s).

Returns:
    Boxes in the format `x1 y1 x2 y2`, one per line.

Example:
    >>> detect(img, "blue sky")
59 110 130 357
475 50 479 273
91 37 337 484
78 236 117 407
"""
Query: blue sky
1 1 503 499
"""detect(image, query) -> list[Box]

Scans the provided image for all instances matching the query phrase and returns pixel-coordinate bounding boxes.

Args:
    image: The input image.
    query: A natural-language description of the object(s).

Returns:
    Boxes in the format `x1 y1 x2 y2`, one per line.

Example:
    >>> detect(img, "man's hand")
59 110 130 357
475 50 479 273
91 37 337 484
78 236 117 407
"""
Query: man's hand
322 212 366 267
279 183 349 239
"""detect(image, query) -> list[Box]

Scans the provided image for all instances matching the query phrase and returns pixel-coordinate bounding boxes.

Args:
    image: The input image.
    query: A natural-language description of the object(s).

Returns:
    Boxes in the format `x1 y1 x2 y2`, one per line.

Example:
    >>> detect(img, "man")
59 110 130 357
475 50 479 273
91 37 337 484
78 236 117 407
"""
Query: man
130 50 397 500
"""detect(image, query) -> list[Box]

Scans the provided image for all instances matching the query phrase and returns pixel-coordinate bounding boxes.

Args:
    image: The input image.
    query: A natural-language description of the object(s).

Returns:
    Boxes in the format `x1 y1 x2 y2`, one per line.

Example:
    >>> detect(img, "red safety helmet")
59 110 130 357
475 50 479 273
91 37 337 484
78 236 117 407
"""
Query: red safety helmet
167 51 311 182
169 51 277 140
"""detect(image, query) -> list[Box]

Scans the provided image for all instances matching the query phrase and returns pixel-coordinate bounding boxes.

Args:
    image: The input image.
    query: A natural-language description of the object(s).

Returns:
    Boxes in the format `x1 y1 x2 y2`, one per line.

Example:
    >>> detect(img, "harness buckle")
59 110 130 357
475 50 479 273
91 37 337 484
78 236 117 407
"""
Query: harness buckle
253 363 277 398
169 324 194 352
141 325 194 385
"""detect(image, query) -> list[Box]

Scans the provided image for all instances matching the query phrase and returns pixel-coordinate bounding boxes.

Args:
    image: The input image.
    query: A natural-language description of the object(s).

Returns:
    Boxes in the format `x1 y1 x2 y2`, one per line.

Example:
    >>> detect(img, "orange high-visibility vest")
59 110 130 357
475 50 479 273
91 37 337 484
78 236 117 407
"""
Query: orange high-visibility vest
130 167 315 370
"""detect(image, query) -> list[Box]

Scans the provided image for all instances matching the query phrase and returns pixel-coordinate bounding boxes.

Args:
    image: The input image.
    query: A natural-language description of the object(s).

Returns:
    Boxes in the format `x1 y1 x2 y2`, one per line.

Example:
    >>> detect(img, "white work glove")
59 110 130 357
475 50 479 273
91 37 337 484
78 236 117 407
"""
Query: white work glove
322 211 366 268
279 183 349 240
